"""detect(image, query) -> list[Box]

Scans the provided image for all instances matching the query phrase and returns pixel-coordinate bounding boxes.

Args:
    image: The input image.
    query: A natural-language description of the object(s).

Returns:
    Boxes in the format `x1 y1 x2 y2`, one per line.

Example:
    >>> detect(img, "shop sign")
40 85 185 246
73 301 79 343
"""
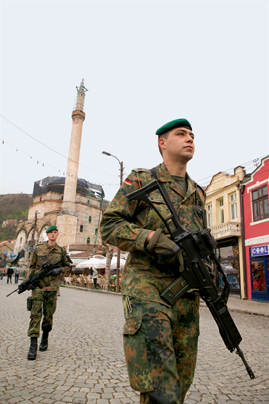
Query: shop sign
251 245 269 256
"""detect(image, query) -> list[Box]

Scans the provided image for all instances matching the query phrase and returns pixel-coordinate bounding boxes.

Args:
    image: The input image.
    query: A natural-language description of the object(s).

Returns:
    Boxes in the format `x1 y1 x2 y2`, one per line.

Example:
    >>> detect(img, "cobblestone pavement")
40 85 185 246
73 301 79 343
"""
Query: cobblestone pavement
0 281 268 404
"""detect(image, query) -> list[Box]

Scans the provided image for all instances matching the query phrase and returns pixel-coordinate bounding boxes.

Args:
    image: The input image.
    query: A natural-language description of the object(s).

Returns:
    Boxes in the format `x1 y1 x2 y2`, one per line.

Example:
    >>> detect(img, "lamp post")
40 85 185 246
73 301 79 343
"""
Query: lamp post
102 151 123 293
27 210 41 270
31 210 41 251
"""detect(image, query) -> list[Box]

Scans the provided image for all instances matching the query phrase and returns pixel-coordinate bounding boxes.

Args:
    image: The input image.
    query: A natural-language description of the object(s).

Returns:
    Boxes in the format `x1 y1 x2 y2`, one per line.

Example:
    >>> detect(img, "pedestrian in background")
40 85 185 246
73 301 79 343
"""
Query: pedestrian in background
27 225 72 361
7 266 14 283
100 119 206 404
14 266 20 284
0 267 5 280
92 267 98 288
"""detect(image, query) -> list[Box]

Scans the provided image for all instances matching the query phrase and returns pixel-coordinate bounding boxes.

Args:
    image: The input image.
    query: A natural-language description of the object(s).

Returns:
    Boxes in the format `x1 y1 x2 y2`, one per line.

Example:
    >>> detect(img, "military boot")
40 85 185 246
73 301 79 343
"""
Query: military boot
27 337 38 360
39 331 49 351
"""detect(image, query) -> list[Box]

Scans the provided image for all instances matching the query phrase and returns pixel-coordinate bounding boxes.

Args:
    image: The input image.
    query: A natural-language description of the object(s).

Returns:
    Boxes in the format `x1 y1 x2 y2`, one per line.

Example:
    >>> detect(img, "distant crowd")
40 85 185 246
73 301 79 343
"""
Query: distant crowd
0 265 24 283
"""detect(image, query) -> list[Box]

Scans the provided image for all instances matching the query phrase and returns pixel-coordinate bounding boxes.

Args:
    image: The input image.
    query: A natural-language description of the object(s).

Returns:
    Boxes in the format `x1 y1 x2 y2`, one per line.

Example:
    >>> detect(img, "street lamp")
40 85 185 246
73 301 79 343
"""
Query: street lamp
31 210 41 251
102 151 123 293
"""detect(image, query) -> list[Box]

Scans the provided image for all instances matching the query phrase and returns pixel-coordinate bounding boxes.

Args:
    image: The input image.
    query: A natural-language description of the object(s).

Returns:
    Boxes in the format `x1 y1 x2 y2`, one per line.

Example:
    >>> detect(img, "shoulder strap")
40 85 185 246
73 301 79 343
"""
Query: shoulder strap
60 247 67 261
150 168 178 217
153 165 200 208
195 183 198 206
150 167 157 180
129 167 157 223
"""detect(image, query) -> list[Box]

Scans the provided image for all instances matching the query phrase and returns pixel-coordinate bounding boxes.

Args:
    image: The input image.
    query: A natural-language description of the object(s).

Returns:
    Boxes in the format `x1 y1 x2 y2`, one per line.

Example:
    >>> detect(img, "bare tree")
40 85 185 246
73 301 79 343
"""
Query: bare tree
105 244 114 291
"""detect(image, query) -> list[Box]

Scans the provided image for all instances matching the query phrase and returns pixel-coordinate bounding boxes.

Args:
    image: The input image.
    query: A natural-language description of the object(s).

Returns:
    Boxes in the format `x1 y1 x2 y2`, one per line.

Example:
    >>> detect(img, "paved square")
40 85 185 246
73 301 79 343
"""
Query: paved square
0 282 268 403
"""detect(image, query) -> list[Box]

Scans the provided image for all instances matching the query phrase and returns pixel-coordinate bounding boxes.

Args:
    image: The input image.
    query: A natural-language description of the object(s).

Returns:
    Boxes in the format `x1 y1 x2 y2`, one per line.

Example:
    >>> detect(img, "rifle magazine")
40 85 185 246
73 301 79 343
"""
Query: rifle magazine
161 276 190 306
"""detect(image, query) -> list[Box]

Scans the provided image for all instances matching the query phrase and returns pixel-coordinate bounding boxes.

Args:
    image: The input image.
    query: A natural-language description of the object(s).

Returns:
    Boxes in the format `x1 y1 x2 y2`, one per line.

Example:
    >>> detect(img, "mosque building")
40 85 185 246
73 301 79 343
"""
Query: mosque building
14 80 109 258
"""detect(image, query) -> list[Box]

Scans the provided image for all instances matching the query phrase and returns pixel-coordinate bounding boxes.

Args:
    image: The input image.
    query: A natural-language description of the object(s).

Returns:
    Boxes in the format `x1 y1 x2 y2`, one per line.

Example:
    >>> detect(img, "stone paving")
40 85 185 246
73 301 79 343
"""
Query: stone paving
0 280 268 404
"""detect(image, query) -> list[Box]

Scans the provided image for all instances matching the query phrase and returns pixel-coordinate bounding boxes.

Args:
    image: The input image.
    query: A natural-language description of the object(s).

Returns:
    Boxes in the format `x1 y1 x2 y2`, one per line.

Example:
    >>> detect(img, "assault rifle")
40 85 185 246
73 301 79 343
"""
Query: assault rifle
126 179 255 380
6 259 64 298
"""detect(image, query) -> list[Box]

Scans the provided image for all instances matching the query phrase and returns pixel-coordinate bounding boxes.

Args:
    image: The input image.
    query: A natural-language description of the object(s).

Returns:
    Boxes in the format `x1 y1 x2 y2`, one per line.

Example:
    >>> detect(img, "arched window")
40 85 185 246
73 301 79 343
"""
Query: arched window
87 237 90 244
80 225 83 233
89 216 92 223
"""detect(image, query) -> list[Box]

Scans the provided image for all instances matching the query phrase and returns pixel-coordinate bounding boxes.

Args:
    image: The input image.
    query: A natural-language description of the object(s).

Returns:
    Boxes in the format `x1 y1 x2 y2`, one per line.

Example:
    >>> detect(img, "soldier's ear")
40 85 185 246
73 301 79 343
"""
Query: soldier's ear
158 137 166 153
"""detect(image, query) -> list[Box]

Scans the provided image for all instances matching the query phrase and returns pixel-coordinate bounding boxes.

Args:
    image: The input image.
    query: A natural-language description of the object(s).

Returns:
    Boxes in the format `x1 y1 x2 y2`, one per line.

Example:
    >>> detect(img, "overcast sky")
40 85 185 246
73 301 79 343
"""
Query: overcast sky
0 0 268 202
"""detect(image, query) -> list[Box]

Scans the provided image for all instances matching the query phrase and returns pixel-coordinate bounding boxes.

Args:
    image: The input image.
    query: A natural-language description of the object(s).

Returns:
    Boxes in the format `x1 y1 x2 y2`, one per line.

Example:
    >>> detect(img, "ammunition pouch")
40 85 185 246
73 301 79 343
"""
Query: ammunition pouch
27 296 33 311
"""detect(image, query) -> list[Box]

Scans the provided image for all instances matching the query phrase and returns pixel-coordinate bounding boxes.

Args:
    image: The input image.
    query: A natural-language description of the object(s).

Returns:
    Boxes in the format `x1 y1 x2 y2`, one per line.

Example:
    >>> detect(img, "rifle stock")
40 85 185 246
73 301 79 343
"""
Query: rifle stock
126 179 255 380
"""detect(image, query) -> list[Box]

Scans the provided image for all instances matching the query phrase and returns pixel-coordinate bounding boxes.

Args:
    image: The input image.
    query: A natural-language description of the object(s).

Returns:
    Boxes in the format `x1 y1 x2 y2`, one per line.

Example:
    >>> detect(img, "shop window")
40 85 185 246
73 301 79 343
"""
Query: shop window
207 203 213 227
218 198 224 224
252 185 269 222
80 225 83 233
229 192 238 220
218 244 240 293
251 261 266 292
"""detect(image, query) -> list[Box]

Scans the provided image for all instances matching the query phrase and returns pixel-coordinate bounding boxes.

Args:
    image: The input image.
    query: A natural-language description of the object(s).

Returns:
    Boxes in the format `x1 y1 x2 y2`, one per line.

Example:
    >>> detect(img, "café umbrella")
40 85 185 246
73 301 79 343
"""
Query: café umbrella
76 255 126 270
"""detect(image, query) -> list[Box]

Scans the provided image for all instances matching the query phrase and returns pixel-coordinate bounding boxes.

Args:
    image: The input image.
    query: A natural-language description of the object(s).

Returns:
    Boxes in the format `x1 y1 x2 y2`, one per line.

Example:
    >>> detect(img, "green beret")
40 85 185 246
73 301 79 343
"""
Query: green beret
46 225 58 233
156 118 192 135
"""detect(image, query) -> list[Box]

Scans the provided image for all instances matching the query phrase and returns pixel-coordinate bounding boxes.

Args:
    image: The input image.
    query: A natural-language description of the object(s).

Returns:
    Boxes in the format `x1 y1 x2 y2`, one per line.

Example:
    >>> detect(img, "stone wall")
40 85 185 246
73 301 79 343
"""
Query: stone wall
14 188 105 253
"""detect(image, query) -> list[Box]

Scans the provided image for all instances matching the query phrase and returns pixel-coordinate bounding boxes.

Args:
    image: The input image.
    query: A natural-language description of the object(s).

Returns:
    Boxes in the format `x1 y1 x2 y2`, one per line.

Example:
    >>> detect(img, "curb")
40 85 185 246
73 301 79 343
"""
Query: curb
61 284 269 316
61 284 122 297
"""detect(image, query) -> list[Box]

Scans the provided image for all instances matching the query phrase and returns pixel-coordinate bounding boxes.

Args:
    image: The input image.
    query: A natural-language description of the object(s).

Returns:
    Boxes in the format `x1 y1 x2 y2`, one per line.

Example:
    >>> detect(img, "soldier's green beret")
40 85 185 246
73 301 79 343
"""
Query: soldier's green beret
46 225 58 233
156 119 192 135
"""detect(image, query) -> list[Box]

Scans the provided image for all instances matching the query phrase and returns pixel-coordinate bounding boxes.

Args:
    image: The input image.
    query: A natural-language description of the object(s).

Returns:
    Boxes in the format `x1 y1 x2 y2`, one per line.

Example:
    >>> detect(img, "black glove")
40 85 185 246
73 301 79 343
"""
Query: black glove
146 228 183 267
50 267 64 276
205 263 217 285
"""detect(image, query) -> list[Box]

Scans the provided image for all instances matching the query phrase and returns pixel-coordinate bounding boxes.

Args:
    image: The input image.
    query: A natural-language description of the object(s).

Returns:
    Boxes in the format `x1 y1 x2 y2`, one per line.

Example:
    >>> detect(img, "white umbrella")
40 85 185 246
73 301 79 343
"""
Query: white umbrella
110 256 126 270
76 255 126 270
76 255 106 269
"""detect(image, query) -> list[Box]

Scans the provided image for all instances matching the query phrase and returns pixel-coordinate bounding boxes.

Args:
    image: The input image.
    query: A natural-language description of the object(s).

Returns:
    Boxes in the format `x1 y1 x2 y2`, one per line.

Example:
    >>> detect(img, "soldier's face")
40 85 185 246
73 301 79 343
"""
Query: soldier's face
160 127 195 163
47 230 59 242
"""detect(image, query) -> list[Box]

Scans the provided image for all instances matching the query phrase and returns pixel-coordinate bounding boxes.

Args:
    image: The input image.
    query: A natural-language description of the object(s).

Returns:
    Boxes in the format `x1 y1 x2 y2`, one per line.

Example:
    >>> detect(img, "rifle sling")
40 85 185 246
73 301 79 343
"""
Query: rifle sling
150 167 191 305
42 247 66 287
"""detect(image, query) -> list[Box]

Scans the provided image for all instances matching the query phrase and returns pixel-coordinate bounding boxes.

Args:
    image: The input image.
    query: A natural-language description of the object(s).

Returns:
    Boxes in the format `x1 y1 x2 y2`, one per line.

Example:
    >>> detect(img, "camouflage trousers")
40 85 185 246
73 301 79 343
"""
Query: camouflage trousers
122 294 200 404
27 289 57 338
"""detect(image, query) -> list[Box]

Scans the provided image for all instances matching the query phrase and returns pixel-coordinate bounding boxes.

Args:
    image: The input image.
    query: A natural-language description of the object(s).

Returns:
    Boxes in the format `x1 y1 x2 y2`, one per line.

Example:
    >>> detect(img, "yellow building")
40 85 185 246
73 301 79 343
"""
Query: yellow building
205 166 246 298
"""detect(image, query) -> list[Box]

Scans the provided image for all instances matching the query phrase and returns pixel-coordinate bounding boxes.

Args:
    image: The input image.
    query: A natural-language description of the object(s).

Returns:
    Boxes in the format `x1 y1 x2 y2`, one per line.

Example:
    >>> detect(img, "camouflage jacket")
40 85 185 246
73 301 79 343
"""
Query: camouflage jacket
100 163 206 305
29 242 72 292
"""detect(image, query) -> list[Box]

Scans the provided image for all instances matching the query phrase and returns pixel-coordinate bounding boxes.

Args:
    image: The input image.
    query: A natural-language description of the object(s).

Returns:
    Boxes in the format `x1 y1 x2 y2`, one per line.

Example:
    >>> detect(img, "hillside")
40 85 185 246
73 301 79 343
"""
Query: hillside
0 194 32 241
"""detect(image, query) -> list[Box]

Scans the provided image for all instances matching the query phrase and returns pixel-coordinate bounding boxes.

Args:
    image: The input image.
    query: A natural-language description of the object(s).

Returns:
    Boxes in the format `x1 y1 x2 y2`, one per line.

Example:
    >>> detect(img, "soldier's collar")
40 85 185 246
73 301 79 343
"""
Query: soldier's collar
157 163 195 184
156 163 172 182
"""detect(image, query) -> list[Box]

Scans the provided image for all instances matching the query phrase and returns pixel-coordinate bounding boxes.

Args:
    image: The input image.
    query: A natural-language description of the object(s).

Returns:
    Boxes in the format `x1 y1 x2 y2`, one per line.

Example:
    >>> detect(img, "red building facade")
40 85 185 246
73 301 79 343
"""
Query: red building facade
242 156 269 301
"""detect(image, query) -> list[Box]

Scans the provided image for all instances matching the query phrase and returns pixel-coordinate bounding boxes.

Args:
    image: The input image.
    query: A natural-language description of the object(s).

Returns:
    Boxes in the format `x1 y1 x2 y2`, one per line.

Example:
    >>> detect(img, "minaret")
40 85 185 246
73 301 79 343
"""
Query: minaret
57 79 88 246
62 79 87 215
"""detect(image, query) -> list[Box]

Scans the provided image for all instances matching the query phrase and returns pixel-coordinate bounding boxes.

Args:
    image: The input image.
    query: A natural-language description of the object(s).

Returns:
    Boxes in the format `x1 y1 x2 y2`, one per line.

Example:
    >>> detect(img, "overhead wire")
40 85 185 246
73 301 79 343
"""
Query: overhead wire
1 114 268 191
0 138 121 189
0 114 118 179
197 157 267 187
197 159 268 190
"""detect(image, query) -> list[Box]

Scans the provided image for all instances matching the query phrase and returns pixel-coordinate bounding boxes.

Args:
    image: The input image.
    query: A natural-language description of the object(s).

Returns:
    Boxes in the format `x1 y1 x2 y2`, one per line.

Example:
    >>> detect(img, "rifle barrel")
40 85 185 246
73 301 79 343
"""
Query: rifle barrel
236 347 255 379
6 288 19 298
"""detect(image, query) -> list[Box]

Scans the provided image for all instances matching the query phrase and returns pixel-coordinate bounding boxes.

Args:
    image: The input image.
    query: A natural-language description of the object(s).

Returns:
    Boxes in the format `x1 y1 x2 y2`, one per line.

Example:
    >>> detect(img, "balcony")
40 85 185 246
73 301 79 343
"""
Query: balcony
210 221 241 240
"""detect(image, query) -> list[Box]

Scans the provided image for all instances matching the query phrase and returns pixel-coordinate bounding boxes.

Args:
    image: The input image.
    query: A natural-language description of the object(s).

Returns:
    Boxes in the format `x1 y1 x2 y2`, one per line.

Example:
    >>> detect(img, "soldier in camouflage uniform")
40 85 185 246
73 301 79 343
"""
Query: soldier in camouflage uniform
27 225 72 360
100 119 206 404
